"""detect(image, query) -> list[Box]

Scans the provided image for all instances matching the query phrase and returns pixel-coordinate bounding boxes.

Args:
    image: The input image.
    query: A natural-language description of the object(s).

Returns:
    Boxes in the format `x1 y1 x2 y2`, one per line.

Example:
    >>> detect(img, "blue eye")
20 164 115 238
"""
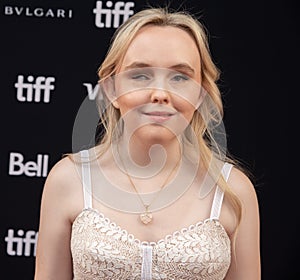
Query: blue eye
171 74 189 82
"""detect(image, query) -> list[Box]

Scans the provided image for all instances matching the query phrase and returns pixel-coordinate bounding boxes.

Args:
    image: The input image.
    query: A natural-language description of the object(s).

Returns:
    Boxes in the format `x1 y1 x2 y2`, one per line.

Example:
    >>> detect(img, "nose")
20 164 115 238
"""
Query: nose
150 89 170 104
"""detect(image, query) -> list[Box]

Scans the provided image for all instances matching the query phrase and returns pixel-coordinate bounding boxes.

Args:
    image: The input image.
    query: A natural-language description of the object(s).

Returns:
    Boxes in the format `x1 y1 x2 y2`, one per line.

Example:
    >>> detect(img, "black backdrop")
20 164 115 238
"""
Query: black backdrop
0 0 295 279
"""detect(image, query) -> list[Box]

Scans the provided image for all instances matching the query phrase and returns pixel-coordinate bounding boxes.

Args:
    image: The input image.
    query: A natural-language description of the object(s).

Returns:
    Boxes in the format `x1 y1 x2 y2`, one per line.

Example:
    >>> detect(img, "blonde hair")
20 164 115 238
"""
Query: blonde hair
96 7 242 233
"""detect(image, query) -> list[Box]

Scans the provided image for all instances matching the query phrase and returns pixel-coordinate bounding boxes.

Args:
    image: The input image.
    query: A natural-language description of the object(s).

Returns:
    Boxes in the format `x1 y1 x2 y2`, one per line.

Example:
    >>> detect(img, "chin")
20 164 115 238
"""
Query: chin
135 125 179 144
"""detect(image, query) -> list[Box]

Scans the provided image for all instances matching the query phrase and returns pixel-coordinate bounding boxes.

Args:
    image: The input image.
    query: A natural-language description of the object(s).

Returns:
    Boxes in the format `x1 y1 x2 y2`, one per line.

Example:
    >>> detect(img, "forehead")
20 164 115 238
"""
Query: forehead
120 25 201 72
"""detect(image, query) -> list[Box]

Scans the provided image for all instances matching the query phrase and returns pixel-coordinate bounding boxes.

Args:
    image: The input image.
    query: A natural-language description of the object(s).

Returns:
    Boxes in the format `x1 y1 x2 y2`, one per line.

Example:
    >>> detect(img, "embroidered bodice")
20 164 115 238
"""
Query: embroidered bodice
70 150 232 279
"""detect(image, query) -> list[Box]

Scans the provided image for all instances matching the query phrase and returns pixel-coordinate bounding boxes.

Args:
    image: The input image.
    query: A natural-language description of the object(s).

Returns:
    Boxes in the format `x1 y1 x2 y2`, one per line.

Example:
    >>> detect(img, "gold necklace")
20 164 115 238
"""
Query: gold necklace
117 145 181 225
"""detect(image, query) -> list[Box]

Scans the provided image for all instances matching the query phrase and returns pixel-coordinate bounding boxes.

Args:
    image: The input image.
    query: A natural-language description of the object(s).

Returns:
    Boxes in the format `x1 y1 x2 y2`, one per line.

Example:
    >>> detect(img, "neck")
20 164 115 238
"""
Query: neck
115 133 182 178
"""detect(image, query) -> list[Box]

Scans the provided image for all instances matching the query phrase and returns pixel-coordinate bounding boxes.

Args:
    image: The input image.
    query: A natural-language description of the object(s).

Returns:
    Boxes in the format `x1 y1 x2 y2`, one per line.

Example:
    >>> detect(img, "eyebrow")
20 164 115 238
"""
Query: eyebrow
124 62 195 75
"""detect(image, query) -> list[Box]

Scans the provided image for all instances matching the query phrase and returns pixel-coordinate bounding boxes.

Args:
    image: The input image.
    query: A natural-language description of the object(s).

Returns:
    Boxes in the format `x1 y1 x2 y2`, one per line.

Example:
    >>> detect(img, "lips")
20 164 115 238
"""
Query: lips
143 111 175 123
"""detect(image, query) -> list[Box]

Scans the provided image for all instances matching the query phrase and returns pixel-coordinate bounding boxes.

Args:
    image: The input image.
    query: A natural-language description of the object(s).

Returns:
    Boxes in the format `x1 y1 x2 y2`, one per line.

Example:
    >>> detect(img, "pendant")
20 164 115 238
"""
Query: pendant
140 211 153 224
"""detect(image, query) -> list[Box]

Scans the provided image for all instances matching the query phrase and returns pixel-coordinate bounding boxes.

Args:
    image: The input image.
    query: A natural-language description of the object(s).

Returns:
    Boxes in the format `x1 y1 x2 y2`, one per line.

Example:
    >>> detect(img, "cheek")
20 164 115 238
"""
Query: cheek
173 98 196 122
183 110 196 124
116 92 148 115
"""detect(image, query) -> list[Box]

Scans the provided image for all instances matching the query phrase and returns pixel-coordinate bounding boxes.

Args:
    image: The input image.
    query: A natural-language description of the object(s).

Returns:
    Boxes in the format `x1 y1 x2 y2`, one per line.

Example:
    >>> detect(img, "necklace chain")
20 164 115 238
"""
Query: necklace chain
116 144 180 224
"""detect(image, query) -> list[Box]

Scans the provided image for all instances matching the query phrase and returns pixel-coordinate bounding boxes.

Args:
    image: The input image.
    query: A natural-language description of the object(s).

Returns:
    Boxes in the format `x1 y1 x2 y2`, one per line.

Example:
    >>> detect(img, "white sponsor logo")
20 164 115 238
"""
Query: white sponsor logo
4 229 38 257
83 83 104 100
93 1 134 28
4 6 73 18
15 75 55 103
8 152 49 177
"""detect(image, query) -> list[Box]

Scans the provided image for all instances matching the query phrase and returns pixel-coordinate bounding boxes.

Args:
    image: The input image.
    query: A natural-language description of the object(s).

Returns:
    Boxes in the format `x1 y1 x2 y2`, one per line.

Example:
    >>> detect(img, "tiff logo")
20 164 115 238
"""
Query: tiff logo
5 229 38 257
15 75 55 103
93 1 135 28
8 152 49 177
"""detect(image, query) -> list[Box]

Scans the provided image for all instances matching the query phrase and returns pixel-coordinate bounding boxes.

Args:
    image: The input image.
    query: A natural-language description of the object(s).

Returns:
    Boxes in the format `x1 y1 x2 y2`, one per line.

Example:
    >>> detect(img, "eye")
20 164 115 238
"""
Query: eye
171 74 189 82
131 74 151 81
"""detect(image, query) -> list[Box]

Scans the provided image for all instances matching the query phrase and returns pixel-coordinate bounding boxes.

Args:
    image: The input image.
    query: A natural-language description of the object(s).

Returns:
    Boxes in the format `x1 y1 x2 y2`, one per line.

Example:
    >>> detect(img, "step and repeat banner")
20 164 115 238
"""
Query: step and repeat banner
0 0 293 279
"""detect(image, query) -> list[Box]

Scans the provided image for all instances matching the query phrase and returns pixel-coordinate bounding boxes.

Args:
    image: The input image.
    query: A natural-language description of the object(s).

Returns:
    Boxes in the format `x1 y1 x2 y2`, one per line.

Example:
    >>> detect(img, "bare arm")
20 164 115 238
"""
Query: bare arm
224 168 261 280
34 157 81 280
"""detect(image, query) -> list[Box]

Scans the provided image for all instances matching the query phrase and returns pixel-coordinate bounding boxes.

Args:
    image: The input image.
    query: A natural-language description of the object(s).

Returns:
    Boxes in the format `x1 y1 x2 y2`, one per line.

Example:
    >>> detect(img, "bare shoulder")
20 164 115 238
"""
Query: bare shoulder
221 164 260 240
45 155 81 191
51 154 79 175
41 154 83 221
228 165 259 209
224 165 261 278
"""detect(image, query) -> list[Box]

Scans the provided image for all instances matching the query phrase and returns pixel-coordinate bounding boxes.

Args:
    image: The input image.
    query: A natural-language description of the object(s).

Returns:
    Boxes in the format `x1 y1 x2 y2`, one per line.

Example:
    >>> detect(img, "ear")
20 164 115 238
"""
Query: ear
101 77 120 109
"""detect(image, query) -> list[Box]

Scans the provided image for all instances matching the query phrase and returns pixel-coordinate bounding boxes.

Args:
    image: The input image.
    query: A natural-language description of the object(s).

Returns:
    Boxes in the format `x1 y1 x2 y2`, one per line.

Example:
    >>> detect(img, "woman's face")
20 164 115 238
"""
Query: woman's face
112 25 202 143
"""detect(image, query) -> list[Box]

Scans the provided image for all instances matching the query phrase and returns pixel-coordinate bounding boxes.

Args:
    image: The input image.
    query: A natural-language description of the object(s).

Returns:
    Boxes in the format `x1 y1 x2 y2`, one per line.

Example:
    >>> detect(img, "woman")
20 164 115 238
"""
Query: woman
34 7 260 280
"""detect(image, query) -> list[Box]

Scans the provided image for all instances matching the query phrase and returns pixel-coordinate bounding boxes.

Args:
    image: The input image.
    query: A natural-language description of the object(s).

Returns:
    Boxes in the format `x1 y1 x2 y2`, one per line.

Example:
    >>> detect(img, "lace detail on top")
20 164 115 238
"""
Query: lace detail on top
71 208 231 280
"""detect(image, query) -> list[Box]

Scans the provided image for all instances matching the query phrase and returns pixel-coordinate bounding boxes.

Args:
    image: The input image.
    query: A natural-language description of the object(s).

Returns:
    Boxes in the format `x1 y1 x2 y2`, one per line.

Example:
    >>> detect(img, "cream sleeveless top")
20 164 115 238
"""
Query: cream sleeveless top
71 150 232 279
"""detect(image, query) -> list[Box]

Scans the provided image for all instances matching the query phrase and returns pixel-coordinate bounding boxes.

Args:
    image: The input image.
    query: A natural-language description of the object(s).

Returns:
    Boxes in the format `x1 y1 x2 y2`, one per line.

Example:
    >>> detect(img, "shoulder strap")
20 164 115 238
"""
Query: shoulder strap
210 162 233 219
80 150 92 209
